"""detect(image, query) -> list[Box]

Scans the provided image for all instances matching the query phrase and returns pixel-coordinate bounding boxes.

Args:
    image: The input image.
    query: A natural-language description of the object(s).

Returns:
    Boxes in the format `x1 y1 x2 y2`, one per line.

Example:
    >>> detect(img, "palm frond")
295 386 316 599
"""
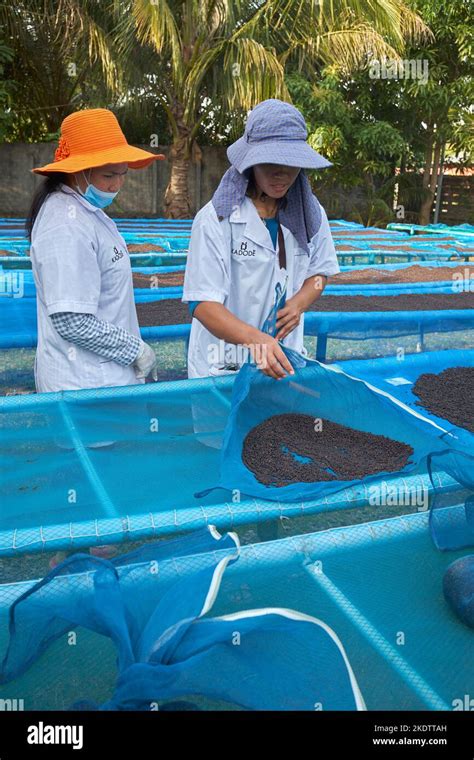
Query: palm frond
128 0 183 84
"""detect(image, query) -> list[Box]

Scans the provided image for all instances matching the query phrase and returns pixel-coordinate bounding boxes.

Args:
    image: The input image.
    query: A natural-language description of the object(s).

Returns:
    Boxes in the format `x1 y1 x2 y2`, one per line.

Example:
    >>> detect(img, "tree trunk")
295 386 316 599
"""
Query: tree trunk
419 138 442 226
164 102 193 218
418 132 435 225
399 152 406 176
433 142 446 224
393 151 406 215
164 141 191 218
430 140 442 196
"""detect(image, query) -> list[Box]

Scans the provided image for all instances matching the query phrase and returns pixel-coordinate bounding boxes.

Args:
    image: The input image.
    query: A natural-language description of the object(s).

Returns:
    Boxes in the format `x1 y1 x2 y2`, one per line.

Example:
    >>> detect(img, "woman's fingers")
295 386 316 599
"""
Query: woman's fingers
276 305 301 337
257 357 279 379
262 362 284 379
275 346 295 375
261 345 294 378
275 307 294 329
258 352 284 379
256 348 280 376
276 325 293 340
262 365 279 379
276 317 298 340
252 333 294 379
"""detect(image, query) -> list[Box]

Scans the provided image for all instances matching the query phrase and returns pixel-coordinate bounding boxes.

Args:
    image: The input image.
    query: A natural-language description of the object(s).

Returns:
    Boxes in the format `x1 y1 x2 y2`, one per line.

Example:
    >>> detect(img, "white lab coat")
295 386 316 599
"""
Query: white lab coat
30 184 143 393
182 195 340 378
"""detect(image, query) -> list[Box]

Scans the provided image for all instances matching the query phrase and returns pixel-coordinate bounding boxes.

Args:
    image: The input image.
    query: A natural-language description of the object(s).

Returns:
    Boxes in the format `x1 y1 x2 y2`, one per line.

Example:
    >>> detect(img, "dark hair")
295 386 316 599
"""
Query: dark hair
26 172 69 240
245 167 258 198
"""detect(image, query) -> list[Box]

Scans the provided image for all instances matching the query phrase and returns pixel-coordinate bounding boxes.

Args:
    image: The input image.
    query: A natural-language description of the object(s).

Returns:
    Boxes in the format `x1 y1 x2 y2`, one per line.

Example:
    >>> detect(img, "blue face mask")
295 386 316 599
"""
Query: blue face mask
76 171 119 209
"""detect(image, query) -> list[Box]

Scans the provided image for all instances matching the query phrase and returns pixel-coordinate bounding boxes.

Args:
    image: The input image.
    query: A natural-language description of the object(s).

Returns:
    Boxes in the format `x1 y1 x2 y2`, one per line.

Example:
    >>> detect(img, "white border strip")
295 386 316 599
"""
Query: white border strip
215 606 366 710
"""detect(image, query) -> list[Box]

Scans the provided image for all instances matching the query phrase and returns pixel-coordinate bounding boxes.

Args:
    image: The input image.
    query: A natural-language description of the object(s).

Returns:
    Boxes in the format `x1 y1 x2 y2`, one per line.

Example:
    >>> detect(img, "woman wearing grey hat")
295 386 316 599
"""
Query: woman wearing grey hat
183 99 339 380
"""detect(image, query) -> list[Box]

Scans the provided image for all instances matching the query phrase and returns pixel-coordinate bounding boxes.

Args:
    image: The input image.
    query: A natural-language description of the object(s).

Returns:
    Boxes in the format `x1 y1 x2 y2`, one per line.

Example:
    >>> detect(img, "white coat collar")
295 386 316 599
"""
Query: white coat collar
229 195 278 253
59 182 104 214
59 183 125 243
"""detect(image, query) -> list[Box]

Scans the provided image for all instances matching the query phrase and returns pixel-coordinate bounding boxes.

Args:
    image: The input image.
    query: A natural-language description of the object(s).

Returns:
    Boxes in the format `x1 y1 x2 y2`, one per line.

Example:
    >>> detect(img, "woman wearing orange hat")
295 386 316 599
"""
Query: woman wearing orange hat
27 108 165 394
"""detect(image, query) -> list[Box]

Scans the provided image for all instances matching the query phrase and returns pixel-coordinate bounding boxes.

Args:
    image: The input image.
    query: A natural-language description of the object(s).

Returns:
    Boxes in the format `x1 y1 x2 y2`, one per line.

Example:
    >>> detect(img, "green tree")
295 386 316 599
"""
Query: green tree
403 0 474 223
1 0 428 217
287 69 409 224
0 34 15 141
287 0 473 225
114 0 428 216
0 0 121 140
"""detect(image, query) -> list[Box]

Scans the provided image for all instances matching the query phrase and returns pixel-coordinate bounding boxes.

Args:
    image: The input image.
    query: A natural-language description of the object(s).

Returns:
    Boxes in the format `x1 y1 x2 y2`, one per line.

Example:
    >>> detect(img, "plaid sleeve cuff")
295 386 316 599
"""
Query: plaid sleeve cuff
50 312 142 366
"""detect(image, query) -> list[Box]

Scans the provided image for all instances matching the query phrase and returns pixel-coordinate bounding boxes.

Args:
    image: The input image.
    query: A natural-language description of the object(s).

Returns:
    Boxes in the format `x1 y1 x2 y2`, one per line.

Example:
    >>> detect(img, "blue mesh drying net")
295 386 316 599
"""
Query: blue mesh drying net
427 448 474 551
427 443 474 632
204 343 457 504
0 526 365 711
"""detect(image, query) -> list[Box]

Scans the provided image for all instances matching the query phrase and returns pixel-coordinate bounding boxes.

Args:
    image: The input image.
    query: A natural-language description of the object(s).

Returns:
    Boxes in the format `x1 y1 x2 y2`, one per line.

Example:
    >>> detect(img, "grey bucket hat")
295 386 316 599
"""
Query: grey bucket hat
227 99 332 172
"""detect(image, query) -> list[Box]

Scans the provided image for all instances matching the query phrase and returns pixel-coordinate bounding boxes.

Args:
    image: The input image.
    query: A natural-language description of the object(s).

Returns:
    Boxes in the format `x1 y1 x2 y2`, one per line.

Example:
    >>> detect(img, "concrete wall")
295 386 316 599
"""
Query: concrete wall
0 143 230 217
9 142 469 223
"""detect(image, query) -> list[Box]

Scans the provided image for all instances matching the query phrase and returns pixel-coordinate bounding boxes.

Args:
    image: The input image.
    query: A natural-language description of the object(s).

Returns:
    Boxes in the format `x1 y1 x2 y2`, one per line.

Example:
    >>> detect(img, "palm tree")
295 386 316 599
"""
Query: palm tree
116 0 429 217
2 0 429 216
0 0 121 139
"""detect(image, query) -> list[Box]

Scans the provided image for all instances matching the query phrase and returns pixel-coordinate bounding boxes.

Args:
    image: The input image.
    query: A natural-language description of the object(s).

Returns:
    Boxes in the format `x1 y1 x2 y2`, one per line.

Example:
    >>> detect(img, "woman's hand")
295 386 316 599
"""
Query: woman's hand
246 332 295 380
275 274 328 340
275 296 303 341
192 302 295 379
133 340 158 380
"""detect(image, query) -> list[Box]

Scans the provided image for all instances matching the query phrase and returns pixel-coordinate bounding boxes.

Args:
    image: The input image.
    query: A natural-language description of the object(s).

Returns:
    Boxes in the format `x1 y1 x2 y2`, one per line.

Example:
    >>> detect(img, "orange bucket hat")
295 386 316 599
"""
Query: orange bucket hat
33 108 165 175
